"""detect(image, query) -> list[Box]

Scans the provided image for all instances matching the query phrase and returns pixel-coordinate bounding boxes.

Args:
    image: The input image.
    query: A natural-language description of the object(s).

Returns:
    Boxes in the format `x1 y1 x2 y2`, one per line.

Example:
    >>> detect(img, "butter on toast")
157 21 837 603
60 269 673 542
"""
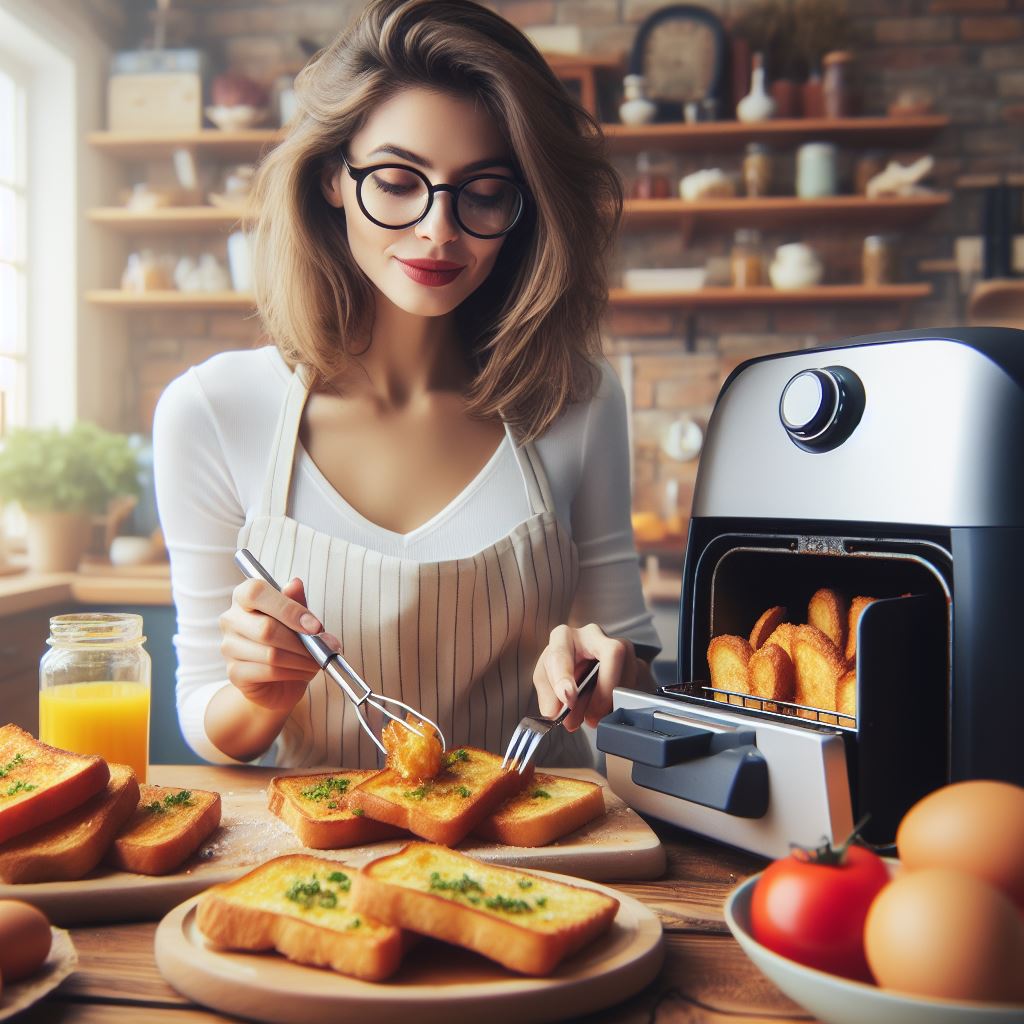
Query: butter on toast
268 771 407 850
196 853 407 981
0 763 139 883
346 747 530 846
352 842 619 975
108 785 221 875
473 773 605 847
0 724 110 845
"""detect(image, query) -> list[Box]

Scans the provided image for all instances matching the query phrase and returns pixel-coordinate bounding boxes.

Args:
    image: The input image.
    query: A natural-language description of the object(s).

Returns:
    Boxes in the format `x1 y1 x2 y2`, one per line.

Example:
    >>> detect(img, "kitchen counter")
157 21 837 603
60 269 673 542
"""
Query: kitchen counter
0 562 172 616
9 764 810 1024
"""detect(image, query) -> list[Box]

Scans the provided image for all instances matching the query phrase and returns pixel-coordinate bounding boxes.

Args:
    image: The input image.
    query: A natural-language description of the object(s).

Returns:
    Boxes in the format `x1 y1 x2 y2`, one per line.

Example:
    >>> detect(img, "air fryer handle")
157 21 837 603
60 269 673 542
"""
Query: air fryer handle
596 707 769 819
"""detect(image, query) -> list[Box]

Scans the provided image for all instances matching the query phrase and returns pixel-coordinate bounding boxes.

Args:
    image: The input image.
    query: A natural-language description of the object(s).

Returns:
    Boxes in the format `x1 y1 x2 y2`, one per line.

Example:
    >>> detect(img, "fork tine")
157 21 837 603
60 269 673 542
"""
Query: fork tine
517 730 545 774
501 725 528 771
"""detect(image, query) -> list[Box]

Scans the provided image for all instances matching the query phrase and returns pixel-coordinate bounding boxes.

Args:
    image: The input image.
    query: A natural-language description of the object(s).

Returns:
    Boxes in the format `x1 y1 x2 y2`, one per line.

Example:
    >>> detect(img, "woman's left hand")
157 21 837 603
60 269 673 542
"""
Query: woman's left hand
533 623 637 731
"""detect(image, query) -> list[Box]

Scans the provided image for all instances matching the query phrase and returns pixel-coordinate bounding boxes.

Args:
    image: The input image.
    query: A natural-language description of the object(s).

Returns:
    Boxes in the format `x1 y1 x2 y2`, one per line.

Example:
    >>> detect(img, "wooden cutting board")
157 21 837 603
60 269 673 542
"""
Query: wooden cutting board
1 764 665 925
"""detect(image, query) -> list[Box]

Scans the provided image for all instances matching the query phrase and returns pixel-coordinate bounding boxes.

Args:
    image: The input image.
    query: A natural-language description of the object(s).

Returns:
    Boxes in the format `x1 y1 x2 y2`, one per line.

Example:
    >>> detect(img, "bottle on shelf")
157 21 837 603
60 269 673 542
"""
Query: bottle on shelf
630 151 673 199
736 53 776 123
619 74 657 125
862 235 894 286
730 229 765 288
822 51 856 118
796 142 839 198
742 142 773 197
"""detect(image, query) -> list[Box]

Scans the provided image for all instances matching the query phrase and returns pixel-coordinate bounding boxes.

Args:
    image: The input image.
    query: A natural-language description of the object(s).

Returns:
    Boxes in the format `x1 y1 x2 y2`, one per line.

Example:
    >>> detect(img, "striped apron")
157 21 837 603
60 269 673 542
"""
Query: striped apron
237 364 590 768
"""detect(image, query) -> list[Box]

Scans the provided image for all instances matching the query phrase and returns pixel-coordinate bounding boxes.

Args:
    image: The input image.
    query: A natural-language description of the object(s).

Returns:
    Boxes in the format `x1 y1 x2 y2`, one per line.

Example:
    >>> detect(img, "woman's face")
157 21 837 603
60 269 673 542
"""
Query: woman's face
323 87 516 319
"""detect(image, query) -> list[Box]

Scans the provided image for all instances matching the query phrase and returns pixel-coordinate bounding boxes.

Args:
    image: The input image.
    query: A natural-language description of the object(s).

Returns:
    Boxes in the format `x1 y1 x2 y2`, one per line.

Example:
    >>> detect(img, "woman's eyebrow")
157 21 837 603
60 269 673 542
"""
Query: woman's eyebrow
366 143 514 173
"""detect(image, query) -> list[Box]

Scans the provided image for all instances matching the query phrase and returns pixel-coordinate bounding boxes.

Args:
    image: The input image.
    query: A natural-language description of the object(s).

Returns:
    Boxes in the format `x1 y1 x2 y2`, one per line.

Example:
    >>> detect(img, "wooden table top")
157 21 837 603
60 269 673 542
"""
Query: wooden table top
12 765 816 1024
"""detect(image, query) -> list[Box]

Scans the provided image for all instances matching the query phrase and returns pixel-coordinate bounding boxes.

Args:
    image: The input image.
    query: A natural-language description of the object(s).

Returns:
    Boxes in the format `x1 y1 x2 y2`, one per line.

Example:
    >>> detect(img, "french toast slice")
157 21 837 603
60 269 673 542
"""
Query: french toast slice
0 724 110 845
346 747 530 846
196 853 406 981
791 624 846 721
845 596 877 661
268 771 406 849
748 606 787 650
707 634 753 706
747 642 795 707
808 588 848 652
352 842 619 976
473 773 605 847
763 622 798 658
0 762 139 883
108 785 221 875
837 668 857 726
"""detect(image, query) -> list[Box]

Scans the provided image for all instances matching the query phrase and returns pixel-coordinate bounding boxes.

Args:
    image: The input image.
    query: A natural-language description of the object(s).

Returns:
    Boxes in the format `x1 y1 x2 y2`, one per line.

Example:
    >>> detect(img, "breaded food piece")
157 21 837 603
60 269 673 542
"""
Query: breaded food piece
791 625 846 720
837 668 857 727
351 842 619 976
749 606 788 650
808 588 849 652
707 634 753 706
0 725 110 845
267 771 406 850
748 642 796 707
196 853 406 981
763 622 798 659
474 773 605 847
845 596 877 662
0 764 139 883
109 785 221 875
346 747 529 846
382 714 442 782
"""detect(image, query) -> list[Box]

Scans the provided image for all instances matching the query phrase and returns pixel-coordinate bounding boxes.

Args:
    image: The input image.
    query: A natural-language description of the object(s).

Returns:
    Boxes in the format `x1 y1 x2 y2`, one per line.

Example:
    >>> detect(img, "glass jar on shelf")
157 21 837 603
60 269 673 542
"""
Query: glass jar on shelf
742 142 773 198
822 50 855 118
730 228 765 288
796 142 838 198
630 150 673 200
862 235 894 286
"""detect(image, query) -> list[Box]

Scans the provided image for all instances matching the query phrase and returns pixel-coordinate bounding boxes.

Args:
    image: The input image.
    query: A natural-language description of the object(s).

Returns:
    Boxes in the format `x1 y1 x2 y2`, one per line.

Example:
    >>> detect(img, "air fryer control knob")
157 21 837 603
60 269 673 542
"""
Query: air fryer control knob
779 366 865 451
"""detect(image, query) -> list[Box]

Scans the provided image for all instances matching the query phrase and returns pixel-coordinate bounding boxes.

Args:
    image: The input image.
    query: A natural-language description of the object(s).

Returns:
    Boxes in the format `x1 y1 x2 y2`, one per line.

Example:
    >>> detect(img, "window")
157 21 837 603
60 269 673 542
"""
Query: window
0 60 27 438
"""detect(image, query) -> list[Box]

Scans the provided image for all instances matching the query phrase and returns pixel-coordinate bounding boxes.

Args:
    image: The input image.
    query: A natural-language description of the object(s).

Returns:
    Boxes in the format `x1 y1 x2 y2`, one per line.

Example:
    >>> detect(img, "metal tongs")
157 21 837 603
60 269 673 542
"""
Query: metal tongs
234 549 446 756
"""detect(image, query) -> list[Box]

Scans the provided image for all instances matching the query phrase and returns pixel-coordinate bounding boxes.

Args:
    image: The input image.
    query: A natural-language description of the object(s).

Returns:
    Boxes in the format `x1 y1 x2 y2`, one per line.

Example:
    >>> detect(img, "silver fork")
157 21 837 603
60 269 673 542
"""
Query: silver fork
501 661 601 774
234 548 446 756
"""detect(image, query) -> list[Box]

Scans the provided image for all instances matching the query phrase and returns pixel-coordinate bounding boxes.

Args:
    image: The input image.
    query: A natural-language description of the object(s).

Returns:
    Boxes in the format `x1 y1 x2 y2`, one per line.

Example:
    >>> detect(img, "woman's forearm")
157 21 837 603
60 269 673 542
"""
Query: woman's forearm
204 685 295 762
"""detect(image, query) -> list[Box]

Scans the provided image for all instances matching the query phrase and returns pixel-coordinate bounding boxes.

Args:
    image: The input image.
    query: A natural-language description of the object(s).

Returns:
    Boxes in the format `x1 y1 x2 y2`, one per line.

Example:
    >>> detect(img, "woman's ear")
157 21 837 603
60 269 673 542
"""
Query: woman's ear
321 164 344 209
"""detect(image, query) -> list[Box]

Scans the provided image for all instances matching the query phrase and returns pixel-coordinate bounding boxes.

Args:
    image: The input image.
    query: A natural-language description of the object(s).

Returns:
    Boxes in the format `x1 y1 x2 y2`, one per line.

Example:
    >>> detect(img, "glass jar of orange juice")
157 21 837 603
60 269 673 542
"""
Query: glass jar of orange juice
39 613 151 782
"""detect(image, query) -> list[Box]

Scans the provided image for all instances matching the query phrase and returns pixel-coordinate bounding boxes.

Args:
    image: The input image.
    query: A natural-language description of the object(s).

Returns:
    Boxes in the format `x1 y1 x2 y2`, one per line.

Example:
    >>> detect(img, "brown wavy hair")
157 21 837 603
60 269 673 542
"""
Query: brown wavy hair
249 0 621 441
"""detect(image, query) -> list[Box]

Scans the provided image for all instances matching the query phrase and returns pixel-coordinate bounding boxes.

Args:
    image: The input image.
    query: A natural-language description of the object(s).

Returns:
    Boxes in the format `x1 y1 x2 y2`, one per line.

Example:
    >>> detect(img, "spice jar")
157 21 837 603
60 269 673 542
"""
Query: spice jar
823 51 855 118
630 151 672 199
730 229 764 288
862 235 894 286
743 142 773 197
39 613 152 782
796 142 838 198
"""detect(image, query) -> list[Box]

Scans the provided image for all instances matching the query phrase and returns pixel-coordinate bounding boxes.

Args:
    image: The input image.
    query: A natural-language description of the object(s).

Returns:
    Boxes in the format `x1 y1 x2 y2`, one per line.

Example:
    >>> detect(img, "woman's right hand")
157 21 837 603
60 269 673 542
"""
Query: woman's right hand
219 577 331 711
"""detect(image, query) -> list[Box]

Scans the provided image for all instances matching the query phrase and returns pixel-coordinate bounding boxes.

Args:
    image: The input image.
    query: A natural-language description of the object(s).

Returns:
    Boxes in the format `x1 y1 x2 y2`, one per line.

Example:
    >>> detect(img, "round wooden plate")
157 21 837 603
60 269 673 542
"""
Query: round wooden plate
154 871 664 1024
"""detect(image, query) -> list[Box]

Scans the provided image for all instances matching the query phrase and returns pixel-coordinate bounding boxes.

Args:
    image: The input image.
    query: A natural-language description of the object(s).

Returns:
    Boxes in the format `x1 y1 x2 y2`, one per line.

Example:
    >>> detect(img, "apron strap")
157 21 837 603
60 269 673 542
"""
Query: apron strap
504 422 555 517
257 363 313 518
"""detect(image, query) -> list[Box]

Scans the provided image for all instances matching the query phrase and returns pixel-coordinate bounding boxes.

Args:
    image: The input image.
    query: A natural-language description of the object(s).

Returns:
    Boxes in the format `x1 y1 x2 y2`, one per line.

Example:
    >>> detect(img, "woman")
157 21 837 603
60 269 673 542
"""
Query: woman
154 0 660 769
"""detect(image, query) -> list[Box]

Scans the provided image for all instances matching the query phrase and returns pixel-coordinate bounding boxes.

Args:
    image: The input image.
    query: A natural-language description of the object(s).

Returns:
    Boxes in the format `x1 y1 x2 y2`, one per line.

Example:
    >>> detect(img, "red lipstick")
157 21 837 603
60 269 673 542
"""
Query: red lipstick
395 257 465 287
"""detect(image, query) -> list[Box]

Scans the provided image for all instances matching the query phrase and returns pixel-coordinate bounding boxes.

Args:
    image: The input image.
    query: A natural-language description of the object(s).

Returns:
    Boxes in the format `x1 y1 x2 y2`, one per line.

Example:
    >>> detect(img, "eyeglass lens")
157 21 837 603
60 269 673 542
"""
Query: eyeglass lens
361 167 522 236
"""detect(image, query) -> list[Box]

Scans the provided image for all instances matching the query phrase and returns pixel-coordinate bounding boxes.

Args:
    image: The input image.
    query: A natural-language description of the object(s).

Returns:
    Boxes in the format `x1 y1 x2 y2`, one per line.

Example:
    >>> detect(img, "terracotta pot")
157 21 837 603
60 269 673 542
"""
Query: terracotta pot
25 511 91 573
770 79 801 118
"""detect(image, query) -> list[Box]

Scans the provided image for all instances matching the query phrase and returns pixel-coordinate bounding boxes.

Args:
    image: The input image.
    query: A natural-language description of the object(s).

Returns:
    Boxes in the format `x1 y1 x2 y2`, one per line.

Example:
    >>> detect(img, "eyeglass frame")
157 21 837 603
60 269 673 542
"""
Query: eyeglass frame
339 151 529 239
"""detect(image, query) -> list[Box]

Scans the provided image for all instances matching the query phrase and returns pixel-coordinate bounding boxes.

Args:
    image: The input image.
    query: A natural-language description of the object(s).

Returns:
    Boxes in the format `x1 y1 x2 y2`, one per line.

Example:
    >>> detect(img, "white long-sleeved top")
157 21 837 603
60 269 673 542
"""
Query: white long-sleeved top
153 345 660 763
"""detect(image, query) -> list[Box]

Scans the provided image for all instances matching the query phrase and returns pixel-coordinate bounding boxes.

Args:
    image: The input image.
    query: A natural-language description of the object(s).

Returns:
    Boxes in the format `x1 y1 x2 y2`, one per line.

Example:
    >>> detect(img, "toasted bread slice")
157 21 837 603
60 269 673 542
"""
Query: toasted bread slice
707 634 753 706
347 747 529 847
473 773 605 847
352 842 618 976
196 853 406 981
808 588 848 652
763 622 798 658
837 668 857 726
0 763 139 883
748 606 788 650
0 724 110 845
268 771 406 850
845 596 877 661
791 625 846 721
747 642 795 707
108 785 221 875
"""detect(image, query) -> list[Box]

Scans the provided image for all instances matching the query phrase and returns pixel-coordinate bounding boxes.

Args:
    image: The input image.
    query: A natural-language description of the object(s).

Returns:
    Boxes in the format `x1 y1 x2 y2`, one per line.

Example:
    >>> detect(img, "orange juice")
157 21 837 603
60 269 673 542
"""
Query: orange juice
39 681 150 782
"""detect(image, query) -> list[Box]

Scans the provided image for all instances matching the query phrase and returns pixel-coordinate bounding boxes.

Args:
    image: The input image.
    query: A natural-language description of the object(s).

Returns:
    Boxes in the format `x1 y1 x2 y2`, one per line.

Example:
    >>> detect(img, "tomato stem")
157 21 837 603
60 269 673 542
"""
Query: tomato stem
790 813 872 866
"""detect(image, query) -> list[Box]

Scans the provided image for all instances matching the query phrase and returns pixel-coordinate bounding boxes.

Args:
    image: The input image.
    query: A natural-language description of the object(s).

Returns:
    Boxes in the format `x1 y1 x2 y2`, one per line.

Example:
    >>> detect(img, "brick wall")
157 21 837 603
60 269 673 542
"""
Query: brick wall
113 0 1023 518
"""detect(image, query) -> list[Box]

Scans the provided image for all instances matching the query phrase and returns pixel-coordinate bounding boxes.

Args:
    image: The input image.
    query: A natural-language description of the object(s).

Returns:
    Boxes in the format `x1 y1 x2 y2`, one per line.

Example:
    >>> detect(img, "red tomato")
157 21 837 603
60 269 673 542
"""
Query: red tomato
750 840 889 981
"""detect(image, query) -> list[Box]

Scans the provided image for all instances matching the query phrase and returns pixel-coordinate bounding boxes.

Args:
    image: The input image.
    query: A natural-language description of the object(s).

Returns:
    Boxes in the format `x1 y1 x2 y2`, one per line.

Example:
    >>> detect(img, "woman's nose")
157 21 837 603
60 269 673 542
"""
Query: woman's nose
415 191 460 244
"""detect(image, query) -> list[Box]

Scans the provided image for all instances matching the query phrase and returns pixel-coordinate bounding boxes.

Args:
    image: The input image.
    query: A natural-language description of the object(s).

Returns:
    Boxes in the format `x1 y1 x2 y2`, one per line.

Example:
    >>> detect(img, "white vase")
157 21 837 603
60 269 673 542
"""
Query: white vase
770 242 824 289
619 75 657 125
737 53 776 123
25 510 91 573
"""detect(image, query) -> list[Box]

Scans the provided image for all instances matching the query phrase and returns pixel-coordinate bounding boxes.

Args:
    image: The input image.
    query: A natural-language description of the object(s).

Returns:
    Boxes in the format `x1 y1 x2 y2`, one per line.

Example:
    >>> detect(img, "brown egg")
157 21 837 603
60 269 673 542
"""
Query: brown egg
897 780 1024 906
865 868 1024 1004
0 900 52 983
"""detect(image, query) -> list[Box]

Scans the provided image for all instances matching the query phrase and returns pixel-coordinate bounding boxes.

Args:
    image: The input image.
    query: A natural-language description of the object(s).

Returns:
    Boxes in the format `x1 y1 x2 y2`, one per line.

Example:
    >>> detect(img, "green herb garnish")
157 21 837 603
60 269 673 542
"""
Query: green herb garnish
0 752 26 778
403 784 432 800
285 872 348 909
517 878 533 889
352 807 365 816
535 897 548 907
144 789 194 813
444 748 469 767
301 777 351 803
484 894 533 914
429 871 484 896
532 789 551 799
4 780 36 797
327 870 351 892
456 786 471 798
347 918 362 929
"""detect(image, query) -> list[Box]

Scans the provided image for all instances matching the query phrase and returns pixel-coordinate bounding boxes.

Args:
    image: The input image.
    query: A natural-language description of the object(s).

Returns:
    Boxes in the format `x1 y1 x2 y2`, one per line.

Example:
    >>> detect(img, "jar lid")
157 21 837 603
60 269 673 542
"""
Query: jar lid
823 50 853 65
48 612 145 646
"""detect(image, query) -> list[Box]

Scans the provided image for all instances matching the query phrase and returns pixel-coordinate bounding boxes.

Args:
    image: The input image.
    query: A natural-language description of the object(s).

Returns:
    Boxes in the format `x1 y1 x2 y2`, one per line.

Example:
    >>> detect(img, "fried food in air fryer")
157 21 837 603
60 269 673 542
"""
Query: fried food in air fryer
707 634 753 706
749 606 788 650
845 596 877 662
791 625 846 721
837 667 857 726
748 642 796 707
763 622 798 659
808 588 849 652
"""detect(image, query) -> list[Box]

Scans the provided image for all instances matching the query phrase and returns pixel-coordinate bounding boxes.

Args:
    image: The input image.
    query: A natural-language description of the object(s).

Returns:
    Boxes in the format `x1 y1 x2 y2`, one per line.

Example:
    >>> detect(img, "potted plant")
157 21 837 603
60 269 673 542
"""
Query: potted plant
0 423 140 573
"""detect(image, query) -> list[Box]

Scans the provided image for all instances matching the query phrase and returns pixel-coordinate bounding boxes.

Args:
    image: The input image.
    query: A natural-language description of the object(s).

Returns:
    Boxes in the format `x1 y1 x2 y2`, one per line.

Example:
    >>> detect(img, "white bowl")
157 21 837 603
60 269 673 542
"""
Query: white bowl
724 873 1024 1024
205 105 269 131
622 267 706 293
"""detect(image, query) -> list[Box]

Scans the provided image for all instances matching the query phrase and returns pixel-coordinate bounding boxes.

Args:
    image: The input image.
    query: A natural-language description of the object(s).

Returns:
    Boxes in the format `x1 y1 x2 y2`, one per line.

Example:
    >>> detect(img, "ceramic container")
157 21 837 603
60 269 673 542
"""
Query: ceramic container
736 53 776 123
619 75 657 125
769 242 823 289
796 142 838 198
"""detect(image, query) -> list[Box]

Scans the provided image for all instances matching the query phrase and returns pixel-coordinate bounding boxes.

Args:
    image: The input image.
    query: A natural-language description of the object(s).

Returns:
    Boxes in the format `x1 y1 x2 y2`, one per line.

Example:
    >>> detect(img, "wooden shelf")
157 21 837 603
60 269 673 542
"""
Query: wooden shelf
608 283 931 307
85 290 254 310
623 193 950 231
87 129 281 161
88 207 244 233
604 115 949 152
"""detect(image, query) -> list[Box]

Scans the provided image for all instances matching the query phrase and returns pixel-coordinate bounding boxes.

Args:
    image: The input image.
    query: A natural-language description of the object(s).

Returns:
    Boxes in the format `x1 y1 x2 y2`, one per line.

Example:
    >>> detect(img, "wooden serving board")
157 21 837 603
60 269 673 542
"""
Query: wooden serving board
154 873 665 1024
1 764 665 925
